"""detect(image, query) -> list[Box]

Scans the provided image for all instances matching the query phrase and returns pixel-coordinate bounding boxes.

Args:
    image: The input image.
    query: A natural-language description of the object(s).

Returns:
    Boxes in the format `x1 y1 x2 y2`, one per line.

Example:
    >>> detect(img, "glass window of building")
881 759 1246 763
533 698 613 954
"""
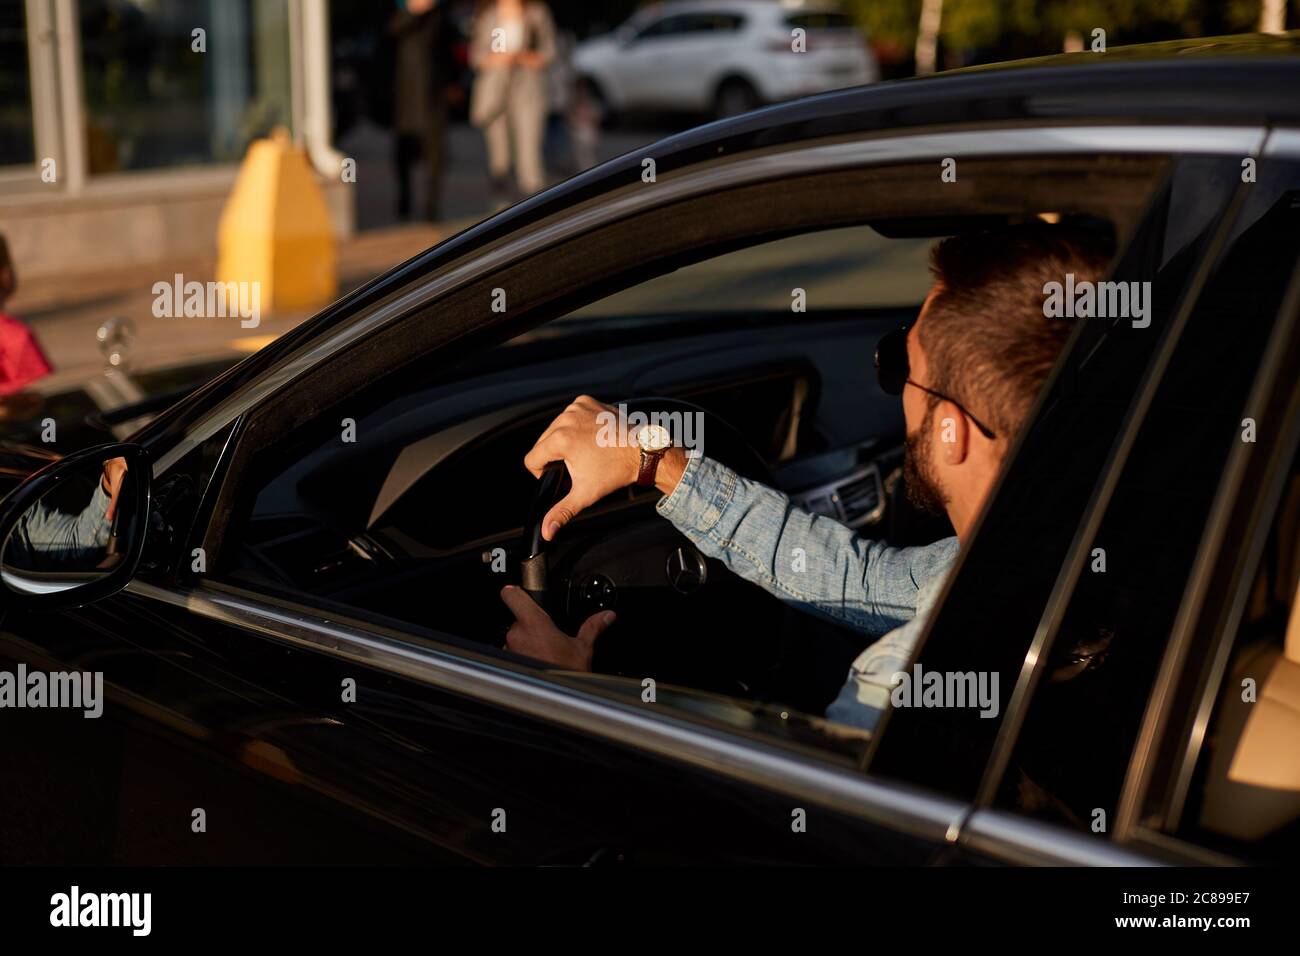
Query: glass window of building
0 3 35 168
79 0 293 174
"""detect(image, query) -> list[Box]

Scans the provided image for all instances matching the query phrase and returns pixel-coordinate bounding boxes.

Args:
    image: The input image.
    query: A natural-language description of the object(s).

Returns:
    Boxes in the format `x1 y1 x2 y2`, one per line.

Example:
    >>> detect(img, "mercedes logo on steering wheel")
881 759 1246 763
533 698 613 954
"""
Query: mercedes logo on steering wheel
666 545 708 595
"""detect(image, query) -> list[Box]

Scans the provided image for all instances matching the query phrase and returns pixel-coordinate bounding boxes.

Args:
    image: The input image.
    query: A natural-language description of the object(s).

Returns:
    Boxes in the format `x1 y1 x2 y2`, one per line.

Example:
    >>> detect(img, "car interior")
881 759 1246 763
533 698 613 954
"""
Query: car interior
202 155 1167 751
222 227 945 726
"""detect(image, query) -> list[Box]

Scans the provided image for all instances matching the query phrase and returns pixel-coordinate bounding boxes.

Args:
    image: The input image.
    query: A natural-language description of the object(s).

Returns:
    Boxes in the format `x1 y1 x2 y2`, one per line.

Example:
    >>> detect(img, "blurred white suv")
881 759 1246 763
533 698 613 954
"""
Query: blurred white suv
574 1 878 120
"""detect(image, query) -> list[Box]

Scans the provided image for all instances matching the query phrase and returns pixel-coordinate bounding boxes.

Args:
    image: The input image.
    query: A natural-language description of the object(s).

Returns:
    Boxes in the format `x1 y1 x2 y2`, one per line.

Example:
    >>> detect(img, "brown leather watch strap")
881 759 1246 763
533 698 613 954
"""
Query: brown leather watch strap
636 449 664 487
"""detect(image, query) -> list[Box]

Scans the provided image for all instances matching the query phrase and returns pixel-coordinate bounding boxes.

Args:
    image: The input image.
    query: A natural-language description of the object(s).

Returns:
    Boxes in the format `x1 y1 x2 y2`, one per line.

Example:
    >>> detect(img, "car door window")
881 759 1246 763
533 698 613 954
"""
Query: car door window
635 15 692 41
691 14 744 33
211 222 938 763
635 13 742 41
200 154 1165 770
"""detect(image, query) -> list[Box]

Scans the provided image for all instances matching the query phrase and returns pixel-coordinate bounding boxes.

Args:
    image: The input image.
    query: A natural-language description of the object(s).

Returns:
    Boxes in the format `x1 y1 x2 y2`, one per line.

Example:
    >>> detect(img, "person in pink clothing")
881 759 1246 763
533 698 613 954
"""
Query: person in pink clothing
0 233 53 401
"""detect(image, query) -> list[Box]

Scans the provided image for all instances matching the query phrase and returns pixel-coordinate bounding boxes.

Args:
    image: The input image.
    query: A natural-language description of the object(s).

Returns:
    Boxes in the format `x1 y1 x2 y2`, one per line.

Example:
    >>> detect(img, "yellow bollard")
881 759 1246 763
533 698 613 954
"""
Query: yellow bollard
216 127 336 316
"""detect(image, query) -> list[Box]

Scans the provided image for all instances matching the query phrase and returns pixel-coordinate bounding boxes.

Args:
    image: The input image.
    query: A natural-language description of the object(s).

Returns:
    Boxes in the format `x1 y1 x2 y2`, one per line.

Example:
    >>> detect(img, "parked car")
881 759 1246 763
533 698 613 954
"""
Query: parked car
574 0 878 120
1 34 1298 865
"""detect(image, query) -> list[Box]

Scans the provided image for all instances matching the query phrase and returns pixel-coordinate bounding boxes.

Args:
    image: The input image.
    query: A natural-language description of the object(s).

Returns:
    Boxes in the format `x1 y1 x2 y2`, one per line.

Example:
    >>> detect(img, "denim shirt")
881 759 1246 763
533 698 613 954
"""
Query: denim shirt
656 453 959 732
7 484 112 569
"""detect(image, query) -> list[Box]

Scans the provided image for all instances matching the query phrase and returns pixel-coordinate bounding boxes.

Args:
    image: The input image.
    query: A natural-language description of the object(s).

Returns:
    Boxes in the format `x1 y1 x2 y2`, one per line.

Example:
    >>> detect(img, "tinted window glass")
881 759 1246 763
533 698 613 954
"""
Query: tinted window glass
693 14 745 32
637 13 742 37
637 15 692 39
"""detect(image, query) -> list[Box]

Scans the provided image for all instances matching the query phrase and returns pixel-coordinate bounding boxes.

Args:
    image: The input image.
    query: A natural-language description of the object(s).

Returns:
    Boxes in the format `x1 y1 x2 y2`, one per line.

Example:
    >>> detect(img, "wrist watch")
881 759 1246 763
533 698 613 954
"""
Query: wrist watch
634 423 673 486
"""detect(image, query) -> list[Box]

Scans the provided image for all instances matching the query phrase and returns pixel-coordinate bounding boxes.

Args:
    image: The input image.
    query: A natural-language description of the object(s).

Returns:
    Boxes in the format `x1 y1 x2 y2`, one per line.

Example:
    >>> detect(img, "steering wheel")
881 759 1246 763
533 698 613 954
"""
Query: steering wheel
519 397 773 620
516 397 785 695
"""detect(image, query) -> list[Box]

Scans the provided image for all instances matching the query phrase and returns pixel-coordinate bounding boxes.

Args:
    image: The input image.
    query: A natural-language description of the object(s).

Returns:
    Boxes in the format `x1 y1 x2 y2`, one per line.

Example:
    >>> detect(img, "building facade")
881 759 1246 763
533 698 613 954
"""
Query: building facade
1 0 350 281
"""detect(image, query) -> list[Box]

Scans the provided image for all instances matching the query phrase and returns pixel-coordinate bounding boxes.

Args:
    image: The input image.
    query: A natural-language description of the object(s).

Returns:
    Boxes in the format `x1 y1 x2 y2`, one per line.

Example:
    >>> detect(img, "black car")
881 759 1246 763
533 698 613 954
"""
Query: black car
1 35 1298 866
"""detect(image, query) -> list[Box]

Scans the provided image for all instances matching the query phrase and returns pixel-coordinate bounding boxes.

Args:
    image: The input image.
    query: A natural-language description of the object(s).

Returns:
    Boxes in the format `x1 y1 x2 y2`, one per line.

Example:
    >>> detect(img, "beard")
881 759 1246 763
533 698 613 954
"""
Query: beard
903 403 949 516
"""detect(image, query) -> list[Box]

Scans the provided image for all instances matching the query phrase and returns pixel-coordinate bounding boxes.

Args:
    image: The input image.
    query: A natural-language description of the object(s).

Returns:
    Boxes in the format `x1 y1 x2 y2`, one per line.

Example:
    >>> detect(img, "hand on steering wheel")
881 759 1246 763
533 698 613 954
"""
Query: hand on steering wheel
501 394 772 670
522 395 644 542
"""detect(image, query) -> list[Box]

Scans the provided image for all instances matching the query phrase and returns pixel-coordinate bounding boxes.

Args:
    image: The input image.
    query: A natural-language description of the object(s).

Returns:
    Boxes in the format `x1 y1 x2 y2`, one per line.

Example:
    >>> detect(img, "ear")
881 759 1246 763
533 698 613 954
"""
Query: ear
935 400 970 465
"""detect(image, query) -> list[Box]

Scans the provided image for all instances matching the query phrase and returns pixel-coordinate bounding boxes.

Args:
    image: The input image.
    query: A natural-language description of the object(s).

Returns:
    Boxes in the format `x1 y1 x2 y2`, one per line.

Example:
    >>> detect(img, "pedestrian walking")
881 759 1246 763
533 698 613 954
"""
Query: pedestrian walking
391 0 456 221
469 0 556 207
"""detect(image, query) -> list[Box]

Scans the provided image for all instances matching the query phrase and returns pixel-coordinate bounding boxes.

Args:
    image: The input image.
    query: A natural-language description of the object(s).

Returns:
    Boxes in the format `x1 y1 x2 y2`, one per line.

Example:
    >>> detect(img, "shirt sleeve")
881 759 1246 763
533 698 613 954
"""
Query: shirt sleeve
10 484 112 567
656 453 957 636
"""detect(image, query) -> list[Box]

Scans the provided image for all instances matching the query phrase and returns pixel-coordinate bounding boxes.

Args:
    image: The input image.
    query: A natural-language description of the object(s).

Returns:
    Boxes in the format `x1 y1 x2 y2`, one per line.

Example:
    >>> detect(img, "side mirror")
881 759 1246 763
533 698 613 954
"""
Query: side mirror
0 443 151 608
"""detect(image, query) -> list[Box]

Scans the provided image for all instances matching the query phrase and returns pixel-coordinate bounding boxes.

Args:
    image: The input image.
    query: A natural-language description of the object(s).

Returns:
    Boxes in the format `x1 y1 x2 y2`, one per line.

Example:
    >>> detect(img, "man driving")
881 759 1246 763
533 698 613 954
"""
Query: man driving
500 224 1112 729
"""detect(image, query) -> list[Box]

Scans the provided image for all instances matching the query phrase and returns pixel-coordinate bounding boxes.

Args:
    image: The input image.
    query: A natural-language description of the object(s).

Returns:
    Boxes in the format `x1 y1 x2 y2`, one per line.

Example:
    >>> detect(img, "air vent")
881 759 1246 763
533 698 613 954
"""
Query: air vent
836 473 881 524
833 467 884 527
792 464 885 529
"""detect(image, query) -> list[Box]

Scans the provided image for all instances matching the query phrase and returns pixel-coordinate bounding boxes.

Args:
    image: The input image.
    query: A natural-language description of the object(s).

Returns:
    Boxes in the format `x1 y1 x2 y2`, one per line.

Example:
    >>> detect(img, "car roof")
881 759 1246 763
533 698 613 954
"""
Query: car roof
141 34 1300 444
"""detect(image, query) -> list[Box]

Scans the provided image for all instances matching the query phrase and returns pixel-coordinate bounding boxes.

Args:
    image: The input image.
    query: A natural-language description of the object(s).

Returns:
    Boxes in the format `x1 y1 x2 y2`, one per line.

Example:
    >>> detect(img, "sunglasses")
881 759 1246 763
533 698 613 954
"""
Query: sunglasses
874 326 998 440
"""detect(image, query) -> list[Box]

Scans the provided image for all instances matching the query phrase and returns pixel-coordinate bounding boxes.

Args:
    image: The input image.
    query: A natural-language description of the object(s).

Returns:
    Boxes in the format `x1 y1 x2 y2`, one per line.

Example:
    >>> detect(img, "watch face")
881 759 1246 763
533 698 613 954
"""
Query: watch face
636 423 672 452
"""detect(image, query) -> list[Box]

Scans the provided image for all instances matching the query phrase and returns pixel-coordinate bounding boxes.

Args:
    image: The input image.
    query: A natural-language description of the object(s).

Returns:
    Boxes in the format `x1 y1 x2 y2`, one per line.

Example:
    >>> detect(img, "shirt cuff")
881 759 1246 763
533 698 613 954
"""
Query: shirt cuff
655 453 737 535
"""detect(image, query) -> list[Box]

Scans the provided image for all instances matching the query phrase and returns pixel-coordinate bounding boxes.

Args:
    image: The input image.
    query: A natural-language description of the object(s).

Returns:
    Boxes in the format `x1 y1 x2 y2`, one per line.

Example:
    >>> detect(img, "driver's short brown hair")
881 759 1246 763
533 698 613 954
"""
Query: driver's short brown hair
921 222 1114 440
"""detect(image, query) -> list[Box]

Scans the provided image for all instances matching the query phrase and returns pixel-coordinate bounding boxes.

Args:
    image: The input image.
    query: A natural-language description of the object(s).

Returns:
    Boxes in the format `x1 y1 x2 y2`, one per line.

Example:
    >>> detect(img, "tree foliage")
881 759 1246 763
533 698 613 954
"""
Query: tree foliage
844 0 1285 65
